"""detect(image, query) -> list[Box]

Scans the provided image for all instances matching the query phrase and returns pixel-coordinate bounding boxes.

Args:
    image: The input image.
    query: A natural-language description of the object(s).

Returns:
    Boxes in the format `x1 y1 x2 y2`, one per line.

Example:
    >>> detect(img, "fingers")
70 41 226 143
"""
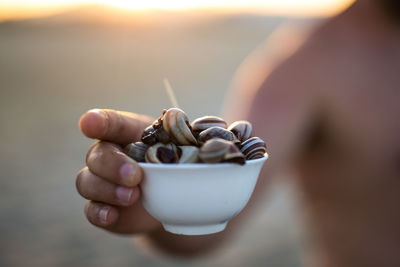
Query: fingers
76 167 140 207
84 201 119 227
79 109 153 145
86 141 142 187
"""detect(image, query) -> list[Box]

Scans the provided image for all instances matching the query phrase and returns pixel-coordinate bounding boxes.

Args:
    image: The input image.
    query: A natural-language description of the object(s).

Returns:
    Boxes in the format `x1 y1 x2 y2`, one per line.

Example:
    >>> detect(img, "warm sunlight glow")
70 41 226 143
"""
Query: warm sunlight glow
98 0 199 10
99 0 354 15
0 0 355 21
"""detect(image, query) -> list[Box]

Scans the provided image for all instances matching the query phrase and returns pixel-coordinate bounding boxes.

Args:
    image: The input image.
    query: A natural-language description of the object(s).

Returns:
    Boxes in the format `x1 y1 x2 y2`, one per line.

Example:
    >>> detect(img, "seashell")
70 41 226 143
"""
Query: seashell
223 143 246 165
198 126 240 146
162 108 197 146
198 139 229 163
199 138 245 165
177 146 199 163
145 143 179 164
151 110 170 143
191 116 227 136
141 111 170 145
141 125 158 145
124 142 149 162
228 120 253 142
153 125 170 144
240 137 266 160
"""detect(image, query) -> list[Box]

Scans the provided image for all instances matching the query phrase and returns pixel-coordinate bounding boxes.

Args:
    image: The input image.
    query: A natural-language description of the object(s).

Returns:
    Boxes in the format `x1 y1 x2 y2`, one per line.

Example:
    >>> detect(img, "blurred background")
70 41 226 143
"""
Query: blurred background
0 0 353 266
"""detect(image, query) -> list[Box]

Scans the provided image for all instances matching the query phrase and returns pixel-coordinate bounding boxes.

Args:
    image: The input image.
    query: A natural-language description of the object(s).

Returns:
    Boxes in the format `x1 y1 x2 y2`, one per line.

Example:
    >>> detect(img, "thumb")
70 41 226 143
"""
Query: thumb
79 109 153 145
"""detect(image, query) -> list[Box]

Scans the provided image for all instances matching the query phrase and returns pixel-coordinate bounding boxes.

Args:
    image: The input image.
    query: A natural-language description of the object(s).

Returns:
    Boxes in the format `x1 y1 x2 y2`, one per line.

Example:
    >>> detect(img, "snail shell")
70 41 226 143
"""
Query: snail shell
198 126 240 146
178 146 199 163
199 138 245 165
223 143 246 165
151 110 170 143
162 108 197 146
191 116 227 136
228 120 253 142
145 143 179 163
240 137 266 160
141 112 170 145
198 139 229 163
124 142 149 162
141 125 158 145
153 125 170 144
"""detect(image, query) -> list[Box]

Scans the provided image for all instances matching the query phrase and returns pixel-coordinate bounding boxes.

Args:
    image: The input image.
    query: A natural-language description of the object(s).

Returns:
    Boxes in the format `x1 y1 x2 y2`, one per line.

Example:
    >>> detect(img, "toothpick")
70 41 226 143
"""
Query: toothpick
163 78 179 108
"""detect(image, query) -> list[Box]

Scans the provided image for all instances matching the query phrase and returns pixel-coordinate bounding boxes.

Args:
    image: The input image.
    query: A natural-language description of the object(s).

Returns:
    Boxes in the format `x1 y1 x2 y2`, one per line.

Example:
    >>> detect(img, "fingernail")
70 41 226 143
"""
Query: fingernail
86 109 105 121
116 186 133 204
119 163 135 186
79 109 106 136
99 207 109 224
88 108 102 115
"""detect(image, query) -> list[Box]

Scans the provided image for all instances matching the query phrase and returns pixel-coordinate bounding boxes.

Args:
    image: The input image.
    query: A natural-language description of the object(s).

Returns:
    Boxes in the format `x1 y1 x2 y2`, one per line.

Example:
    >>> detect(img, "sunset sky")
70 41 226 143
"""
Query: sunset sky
0 0 354 21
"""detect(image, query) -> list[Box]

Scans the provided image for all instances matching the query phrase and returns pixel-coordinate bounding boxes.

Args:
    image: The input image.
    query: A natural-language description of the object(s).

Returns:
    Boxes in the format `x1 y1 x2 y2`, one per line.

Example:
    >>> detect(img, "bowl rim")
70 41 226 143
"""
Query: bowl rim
138 153 269 170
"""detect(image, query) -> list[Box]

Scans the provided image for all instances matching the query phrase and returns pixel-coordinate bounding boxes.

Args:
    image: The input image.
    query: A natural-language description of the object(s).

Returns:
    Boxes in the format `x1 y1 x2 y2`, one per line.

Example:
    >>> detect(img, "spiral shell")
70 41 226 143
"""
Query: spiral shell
240 137 266 160
141 125 158 145
224 144 246 165
145 143 179 163
162 108 197 146
178 146 199 163
228 120 253 142
141 112 170 145
191 116 227 136
198 126 240 145
199 138 245 165
124 142 149 162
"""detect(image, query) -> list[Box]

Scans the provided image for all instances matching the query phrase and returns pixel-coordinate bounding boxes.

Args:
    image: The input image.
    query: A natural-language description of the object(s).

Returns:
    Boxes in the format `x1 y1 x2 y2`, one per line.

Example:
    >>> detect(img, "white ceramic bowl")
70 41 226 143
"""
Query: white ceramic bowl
138 154 268 235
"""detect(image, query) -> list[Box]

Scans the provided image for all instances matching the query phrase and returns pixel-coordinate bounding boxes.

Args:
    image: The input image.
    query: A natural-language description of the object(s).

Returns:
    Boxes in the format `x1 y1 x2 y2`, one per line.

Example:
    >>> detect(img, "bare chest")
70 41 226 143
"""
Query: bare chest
326 77 400 173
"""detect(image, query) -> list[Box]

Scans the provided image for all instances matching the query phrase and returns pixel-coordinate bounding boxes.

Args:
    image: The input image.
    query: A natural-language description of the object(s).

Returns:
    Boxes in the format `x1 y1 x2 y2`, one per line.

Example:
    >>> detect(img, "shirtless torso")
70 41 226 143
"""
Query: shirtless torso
244 1 400 266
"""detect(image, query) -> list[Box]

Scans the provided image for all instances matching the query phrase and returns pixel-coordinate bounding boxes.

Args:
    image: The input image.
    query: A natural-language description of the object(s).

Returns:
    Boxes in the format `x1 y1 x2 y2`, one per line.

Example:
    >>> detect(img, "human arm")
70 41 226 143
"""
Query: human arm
75 32 319 257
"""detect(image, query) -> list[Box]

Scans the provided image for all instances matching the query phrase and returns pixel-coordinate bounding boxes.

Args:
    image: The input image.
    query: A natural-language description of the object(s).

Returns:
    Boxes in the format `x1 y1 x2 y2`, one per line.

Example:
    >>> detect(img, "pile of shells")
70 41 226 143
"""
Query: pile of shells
124 108 267 165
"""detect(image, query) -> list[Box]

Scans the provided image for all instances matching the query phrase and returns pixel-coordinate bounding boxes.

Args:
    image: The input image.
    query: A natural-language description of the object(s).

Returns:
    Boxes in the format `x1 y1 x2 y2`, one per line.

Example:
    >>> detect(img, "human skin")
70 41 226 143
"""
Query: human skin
76 0 400 265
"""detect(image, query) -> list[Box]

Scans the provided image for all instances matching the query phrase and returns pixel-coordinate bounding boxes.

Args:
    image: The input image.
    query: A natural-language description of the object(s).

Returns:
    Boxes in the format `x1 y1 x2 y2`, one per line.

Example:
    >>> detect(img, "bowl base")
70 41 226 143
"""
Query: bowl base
162 222 227 235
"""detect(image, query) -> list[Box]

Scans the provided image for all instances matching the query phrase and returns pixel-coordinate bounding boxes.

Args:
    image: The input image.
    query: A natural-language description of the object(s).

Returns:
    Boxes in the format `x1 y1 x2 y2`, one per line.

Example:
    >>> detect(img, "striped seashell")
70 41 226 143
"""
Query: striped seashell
227 120 253 142
141 110 171 145
141 125 158 145
191 116 227 136
124 142 149 162
178 146 199 163
162 108 198 146
199 138 245 165
240 137 266 160
145 143 179 163
198 126 240 145
141 123 170 145
223 142 246 165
